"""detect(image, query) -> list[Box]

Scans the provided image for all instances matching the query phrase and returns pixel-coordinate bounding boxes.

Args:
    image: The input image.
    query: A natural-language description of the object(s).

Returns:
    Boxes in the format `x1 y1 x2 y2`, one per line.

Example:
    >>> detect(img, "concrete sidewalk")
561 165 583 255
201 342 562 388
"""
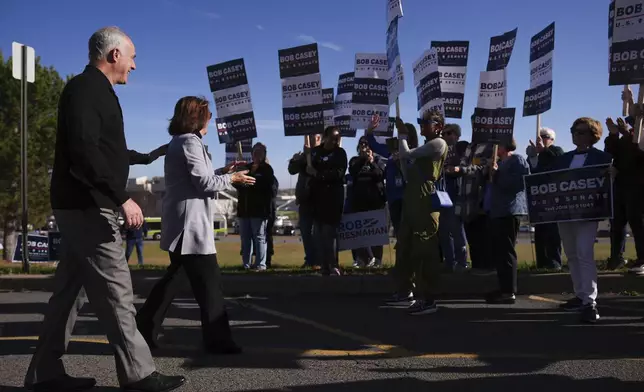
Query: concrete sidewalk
0 270 641 296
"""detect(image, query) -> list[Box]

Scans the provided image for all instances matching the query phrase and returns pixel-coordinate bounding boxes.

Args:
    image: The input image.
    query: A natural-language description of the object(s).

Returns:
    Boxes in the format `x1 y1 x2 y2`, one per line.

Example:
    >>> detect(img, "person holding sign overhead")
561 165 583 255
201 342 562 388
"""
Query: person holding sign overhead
485 138 530 305
308 126 348 276
391 109 448 316
554 118 612 323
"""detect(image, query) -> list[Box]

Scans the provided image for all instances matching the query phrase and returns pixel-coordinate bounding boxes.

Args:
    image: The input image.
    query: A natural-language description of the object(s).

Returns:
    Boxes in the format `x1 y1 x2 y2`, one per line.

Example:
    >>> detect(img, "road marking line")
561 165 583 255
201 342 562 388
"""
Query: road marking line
528 295 565 304
0 336 109 344
228 299 412 355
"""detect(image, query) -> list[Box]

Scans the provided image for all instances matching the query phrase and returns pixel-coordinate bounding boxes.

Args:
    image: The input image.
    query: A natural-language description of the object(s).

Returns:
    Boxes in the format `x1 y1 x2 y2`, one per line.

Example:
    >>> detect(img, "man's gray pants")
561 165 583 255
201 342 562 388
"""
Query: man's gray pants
24 208 155 387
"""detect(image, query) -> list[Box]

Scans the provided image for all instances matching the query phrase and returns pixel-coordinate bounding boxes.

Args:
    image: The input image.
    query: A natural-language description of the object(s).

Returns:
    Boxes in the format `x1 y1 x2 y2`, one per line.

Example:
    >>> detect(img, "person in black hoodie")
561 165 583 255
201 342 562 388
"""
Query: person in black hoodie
309 126 348 276
234 142 275 270
349 140 387 266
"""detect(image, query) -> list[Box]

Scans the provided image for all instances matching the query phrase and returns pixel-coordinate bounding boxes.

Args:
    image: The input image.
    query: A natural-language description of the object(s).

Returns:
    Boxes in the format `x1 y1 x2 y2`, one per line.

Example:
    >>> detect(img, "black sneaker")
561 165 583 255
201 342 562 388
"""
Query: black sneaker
408 299 438 316
122 372 185 392
385 292 415 307
485 291 516 305
581 304 600 324
30 374 96 392
607 257 627 271
559 297 585 312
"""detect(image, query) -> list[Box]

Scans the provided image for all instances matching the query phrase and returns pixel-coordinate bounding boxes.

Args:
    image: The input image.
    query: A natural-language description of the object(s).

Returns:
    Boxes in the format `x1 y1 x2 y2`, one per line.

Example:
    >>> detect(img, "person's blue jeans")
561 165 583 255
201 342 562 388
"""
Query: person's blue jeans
299 206 317 266
239 218 268 269
438 206 468 269
125 239 144 265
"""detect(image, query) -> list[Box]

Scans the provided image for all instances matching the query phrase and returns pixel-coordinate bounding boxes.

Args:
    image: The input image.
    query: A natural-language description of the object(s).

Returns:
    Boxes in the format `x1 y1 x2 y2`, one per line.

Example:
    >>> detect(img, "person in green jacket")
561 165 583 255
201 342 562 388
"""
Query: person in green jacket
388 109 448 316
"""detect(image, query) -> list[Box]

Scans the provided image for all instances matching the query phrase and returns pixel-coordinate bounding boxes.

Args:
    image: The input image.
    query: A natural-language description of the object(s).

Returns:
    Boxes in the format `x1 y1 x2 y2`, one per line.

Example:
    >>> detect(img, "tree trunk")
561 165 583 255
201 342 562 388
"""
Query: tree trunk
3 219 17 262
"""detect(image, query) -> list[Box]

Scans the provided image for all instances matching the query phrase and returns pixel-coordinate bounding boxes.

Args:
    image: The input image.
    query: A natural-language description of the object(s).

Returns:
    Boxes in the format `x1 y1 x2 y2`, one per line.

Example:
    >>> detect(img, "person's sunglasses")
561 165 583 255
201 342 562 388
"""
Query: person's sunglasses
443 131 453 136
417 118 441 126
539 134 551 139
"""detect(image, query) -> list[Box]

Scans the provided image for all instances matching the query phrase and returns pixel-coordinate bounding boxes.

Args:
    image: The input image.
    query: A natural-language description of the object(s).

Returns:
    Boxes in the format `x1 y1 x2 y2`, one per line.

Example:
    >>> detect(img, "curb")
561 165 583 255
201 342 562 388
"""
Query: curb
0 271 641 296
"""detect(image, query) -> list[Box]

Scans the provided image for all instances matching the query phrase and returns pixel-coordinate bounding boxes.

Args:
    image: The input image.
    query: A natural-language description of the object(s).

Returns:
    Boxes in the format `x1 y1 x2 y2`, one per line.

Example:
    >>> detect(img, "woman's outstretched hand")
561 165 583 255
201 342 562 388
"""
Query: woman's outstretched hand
231 170 256 185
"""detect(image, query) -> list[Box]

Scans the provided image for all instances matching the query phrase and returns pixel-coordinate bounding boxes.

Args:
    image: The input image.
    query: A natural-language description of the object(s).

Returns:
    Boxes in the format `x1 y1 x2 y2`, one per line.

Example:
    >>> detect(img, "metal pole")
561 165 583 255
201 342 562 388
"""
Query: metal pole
20 44 29 273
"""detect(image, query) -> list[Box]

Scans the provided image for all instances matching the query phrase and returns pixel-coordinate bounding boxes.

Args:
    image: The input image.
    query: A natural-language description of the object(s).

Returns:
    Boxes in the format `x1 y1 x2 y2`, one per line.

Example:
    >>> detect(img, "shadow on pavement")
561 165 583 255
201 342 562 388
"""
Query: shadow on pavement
225 375 643 392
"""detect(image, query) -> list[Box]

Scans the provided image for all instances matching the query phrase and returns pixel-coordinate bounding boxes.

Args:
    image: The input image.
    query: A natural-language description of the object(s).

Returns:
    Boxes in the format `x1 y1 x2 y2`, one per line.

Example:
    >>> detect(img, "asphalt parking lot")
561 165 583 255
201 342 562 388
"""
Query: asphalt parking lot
0 291 643 391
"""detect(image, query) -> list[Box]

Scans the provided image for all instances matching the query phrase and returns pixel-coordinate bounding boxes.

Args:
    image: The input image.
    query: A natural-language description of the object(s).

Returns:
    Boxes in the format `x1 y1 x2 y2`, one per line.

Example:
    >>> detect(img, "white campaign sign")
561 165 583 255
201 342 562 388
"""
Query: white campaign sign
213 84 253 117
387 0 403 26
337 209 390 251
388 63 405 105
355 53 388 79
439 66 467 94
530 50 553 89
281 73 323 107
613 0 644 42
478 69 507 109
412 49 438 86
334 92 353 117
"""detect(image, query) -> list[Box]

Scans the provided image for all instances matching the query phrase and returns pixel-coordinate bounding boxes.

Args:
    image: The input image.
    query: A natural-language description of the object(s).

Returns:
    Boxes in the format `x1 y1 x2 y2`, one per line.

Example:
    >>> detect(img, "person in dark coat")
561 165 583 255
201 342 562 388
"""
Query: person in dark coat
288 135 322 267
234 142 275 270
308 126 348 276
526 127 565 270
349 139 386 267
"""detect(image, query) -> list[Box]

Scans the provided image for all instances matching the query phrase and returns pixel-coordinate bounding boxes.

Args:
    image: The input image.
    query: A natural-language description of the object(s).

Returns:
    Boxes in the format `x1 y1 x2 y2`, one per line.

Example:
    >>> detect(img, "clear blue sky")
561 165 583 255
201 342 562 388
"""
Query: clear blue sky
0 0 620 189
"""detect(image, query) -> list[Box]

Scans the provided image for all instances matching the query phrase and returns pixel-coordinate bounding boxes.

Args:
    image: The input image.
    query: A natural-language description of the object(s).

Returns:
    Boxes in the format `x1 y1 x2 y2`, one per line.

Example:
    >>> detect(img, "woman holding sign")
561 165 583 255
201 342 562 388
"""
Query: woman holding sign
554 117 612 323
393 109 448 316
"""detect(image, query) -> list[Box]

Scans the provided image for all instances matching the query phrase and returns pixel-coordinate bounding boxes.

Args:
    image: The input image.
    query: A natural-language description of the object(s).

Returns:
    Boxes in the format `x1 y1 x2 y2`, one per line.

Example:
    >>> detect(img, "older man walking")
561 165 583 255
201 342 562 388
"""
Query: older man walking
24 27 185 392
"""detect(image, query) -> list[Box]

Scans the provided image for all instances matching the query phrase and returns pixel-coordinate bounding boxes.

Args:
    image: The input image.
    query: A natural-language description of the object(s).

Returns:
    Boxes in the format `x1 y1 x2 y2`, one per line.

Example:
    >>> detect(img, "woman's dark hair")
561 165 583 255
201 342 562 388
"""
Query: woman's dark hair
455 140 469 157
405 123 419 148
252 142 267 163
168 96 211 136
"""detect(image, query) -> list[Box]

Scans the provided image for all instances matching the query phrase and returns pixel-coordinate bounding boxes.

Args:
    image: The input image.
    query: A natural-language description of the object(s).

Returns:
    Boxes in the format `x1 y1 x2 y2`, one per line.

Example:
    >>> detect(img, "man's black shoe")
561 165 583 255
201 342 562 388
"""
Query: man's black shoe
31 374 96 392
485 291 516 305
122 372 185 392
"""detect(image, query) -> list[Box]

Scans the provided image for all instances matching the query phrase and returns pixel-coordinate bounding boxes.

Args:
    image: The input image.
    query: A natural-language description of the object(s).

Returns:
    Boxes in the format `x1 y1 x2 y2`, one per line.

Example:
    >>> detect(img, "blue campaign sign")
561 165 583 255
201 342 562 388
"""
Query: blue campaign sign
386 17 399 72
13 234 50 262
524 164 613 224
48 231 62 261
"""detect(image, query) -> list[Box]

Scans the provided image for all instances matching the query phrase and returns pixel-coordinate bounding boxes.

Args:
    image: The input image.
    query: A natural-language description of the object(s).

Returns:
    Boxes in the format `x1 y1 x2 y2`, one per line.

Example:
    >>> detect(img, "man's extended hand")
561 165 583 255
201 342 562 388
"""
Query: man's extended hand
121 199 144 229
222 160 248 174
149 144 168 162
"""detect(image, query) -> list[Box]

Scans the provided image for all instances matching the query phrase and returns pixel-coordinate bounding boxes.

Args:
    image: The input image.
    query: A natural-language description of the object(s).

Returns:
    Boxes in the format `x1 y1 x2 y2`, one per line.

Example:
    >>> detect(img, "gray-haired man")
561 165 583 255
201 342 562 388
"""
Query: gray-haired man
526 127 565 270
24 27 185 392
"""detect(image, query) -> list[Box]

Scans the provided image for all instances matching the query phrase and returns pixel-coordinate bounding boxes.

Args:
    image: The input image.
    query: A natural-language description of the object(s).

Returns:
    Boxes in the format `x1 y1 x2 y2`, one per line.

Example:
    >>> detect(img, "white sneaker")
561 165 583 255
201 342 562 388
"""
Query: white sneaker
628 260 644 276
366 258 376 268
352 260 362 268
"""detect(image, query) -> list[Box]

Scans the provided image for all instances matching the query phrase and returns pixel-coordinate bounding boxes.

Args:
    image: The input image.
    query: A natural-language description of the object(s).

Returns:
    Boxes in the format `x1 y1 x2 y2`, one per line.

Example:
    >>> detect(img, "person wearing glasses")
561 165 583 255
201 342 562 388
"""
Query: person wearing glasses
553 118 612 323
439 124 469 272
390 110 448 315
526 127 565 270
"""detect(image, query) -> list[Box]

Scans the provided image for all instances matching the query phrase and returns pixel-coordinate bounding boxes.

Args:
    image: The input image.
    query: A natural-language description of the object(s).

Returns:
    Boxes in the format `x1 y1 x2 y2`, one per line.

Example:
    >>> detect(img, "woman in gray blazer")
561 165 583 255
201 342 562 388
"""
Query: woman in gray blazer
137 96 254 354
